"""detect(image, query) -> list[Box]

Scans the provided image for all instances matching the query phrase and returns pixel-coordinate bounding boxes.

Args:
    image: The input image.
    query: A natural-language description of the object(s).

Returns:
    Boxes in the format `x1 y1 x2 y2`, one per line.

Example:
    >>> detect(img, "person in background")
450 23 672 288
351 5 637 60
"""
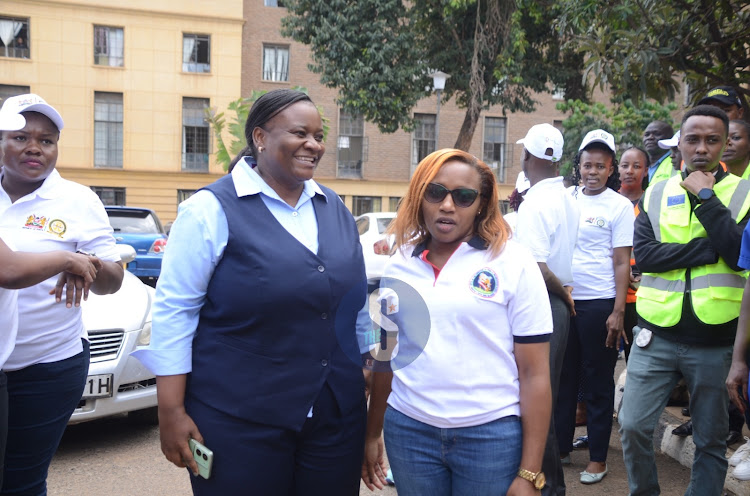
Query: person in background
516 124 579 496
642 121 674 182
657 131 682 173
362 149 552 495
617 146 650 362
620 105 750 496
723 120 750 179
556 130 633 485
697 86 745 121
133 89 368 495
0 94 124 495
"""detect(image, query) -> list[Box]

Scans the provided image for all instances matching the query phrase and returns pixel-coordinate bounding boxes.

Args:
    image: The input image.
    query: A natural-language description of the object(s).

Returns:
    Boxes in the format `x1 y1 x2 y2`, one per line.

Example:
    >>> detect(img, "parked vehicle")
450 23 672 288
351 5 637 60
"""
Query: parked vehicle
355 212 396 281
105 206 167 288
72 245 157 424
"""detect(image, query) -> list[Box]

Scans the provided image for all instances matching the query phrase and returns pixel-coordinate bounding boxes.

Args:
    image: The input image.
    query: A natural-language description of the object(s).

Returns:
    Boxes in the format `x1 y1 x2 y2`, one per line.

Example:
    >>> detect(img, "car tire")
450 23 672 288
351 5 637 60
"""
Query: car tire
127 406 159 425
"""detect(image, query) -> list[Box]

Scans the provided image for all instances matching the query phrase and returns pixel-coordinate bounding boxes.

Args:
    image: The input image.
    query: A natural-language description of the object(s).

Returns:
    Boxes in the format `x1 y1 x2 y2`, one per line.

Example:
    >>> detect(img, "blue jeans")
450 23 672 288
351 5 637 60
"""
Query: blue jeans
384 407 522 496
1 341 89 496
619 329 731 496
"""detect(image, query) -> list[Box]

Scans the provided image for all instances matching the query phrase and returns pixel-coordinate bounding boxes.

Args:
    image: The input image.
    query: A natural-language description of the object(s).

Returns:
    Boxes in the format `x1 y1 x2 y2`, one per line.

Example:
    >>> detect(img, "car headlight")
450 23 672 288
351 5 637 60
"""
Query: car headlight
137 320 152 346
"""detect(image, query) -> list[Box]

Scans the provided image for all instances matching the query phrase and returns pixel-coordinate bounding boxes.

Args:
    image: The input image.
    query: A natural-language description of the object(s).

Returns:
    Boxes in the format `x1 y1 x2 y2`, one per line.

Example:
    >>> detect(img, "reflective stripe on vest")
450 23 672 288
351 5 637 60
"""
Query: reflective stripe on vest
645 180 669 242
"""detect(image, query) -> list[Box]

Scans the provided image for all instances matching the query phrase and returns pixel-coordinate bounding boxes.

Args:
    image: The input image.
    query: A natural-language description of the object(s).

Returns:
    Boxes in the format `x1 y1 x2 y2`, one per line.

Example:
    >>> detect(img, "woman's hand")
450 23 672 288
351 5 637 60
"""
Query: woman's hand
158 405 203 476
361 435 388 491
507 477 541 496
727 358 749 414
49 253 102 307
605 309 626 348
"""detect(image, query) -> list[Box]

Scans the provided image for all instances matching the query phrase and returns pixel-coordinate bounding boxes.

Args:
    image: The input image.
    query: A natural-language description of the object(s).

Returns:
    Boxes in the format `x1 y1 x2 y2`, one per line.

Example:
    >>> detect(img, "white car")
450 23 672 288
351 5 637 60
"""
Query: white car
72 245 157 424
355 212 396 281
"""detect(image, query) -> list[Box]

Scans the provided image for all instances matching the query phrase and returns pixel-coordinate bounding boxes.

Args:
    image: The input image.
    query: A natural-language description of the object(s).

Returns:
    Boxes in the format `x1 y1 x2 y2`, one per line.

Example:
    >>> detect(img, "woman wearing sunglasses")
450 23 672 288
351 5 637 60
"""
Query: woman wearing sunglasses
361 149 553 495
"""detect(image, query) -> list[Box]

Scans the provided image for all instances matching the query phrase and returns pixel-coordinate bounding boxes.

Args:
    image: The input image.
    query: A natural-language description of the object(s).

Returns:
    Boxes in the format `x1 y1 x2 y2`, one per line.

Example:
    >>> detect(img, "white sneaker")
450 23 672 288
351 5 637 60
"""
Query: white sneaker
733 457 750 480
729 437 750 466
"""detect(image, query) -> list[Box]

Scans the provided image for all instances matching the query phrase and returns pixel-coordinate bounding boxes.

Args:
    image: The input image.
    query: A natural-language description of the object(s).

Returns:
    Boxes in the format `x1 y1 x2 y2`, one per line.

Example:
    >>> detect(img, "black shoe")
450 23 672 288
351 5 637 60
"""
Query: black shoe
572 435 589 449
727 430 743 446
681 407 690 417
672 420 692 437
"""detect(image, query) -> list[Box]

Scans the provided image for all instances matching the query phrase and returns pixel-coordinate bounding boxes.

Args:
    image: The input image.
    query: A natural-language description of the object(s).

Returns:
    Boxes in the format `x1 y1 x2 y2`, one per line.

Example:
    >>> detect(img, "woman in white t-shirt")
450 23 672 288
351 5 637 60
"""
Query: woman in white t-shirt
0 94 123 495
555 130 634 484
361 149 553 495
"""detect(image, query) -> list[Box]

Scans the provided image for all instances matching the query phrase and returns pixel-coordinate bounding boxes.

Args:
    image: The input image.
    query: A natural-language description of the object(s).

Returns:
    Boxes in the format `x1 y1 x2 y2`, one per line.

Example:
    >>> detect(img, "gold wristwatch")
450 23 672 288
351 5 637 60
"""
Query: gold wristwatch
517 468 546 489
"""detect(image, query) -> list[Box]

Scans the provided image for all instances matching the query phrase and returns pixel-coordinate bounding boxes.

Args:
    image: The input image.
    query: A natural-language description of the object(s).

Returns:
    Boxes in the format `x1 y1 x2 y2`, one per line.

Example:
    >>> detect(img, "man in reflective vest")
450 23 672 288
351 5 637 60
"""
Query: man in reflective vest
620 105 750 496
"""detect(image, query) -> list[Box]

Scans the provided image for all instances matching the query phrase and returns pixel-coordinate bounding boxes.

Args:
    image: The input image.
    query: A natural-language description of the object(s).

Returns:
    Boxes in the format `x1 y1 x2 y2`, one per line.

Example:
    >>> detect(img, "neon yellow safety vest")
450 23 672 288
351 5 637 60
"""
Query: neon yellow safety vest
650 155 679 184
636 173 750 327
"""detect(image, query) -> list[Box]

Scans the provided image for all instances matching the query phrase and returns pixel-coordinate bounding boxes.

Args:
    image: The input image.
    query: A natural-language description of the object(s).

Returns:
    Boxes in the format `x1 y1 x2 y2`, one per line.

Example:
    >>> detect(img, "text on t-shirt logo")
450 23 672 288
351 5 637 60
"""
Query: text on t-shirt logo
584 216 607 228
470 268 498 298
47 219 67 238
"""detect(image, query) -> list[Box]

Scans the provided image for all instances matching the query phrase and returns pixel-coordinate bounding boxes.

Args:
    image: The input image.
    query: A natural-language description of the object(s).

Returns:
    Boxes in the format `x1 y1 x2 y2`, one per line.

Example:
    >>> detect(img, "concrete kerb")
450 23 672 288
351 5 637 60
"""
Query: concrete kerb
614 370 750 496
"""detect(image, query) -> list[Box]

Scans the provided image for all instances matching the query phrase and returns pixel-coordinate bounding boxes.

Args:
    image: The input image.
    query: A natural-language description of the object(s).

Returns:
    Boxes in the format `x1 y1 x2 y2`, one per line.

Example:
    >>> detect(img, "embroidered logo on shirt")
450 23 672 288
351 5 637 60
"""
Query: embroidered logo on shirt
23 214 47 230
47 219 67 238
584 216 607 228
667 195 686 207
470 268 498 298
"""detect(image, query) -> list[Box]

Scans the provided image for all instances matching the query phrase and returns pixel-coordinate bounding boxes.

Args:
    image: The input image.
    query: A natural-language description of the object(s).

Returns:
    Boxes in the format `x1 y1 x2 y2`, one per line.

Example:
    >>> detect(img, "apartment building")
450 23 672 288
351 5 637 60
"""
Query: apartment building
0 0 569 222
0 0 242 222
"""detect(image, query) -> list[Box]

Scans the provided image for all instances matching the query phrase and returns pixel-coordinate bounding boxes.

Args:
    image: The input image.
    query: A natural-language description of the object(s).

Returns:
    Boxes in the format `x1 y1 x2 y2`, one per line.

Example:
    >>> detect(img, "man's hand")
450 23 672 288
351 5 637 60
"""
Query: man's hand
680 171 716 196
727 359 749 413
564 285 576 317
361 435 388 491
506 476 541 496
605 309 626 348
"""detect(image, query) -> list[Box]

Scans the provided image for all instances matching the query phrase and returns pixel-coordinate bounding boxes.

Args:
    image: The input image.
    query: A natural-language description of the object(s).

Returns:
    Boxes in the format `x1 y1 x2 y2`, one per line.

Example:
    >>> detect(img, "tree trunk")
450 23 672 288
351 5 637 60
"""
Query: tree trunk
454 109 479 152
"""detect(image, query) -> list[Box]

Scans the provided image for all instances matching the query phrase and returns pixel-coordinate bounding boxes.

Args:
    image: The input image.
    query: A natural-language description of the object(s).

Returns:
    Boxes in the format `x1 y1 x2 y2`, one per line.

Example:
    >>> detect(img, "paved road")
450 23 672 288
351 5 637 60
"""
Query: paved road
49 360 693 495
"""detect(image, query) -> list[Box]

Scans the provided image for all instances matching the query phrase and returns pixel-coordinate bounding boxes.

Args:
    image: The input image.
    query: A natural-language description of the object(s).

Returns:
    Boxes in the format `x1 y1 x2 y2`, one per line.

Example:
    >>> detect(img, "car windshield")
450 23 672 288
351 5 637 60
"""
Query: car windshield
376 217 393 234
108 211 161 234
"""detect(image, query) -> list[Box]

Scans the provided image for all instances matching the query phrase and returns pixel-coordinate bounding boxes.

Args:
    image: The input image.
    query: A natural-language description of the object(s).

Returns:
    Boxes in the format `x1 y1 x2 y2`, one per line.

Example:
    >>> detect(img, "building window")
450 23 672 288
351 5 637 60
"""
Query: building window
552 85 565 100
183 34 210 73
91 186 125 206
352 196 382 217
0 17 29 59
412 114 435 172
182 97 210 172
94 26 124 67
388 197 401 212
337 110 366 178
483 117 507 182
177 189 197 204
263 45 289 82
264 0 285 5
94 92 123 168
0 84 30 104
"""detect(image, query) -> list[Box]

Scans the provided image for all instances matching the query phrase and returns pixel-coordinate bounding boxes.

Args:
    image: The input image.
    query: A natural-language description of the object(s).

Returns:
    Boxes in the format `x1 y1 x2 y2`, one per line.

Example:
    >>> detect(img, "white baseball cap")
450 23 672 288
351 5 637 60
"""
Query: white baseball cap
515 170 531 194
658 130 680 149
579 129 615 152
516 123 564 162
0 93 64 131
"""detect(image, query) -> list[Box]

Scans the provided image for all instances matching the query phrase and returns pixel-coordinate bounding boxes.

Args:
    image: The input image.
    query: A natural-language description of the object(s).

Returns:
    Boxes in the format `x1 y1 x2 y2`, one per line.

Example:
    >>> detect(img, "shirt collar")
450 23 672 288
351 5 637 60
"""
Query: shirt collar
232 157 328 204
410 234 488 257
649 152 670 171
526 176 563 196
0 168 63 201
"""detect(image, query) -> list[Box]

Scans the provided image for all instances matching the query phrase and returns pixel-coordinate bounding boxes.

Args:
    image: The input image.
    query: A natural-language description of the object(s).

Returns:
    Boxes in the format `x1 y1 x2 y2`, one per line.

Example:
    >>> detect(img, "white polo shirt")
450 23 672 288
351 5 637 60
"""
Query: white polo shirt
0 236 18 371
567 187 634 300
515 176 580 286
0 170 120 371
384 237 552 428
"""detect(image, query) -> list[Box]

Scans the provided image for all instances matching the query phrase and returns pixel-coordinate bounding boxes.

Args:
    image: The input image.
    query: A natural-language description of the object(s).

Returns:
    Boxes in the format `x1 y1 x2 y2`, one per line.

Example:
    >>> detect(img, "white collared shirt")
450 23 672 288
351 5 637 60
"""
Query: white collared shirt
0 170 120 370
515 176 580 286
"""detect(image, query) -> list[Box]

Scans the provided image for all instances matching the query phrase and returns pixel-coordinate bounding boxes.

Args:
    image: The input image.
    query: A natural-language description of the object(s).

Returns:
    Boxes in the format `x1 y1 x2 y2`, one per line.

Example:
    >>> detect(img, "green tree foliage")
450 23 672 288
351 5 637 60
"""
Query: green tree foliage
557 0 750 117
556 98 677 177
281 0 584 150
205 87 329 171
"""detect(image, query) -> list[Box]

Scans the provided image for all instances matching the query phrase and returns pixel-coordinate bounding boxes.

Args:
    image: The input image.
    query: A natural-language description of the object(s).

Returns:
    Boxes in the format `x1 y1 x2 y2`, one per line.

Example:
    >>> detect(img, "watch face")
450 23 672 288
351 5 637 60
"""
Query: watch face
698 188 713 200
535 472 546 489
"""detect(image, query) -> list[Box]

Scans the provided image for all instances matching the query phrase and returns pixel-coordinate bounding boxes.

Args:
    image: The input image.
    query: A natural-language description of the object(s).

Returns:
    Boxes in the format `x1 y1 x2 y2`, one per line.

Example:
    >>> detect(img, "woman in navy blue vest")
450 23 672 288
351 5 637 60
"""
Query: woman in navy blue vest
133 89 368 495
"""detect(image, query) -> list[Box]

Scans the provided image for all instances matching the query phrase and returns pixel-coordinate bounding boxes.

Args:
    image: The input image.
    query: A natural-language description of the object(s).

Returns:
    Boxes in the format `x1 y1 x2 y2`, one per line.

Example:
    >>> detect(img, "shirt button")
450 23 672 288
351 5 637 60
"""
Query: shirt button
321 313 328 320
317 265 325 272
321 359 328 367
292 211 298 217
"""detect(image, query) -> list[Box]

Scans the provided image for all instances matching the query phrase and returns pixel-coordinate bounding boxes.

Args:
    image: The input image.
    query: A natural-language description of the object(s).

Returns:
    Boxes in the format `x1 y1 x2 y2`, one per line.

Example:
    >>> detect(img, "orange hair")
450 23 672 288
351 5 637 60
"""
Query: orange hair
389 148 510 258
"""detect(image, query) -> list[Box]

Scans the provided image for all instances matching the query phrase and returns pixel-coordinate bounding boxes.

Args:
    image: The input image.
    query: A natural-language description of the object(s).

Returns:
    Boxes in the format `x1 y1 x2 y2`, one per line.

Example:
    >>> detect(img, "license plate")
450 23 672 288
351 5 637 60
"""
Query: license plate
82 374 113 399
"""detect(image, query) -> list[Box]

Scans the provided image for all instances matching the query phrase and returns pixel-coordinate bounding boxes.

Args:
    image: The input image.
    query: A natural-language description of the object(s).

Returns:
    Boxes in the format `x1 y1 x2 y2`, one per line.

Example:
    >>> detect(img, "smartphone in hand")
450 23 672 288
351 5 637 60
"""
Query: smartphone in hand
189 438 214 479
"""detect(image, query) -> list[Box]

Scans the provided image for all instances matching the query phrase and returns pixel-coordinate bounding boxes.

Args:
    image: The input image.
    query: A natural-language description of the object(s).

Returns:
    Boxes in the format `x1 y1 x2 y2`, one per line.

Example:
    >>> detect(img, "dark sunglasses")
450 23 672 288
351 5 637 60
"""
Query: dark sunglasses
424 183 480 208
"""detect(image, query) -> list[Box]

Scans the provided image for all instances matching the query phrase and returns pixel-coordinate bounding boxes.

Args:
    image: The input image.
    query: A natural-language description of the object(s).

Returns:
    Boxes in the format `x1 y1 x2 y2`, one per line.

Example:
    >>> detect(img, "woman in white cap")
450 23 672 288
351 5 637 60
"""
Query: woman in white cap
555 130 634 484
0 94 123 495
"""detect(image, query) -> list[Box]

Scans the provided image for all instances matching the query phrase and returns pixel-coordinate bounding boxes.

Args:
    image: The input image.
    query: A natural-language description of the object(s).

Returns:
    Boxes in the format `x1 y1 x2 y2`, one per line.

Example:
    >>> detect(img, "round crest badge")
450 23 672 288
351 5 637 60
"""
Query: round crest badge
470 268 498 298
47 219 67 238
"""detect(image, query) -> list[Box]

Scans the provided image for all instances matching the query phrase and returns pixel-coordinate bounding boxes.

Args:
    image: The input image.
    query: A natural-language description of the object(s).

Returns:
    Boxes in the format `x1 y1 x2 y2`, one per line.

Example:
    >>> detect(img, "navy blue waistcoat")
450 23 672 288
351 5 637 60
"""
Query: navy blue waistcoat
188 175 367 431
